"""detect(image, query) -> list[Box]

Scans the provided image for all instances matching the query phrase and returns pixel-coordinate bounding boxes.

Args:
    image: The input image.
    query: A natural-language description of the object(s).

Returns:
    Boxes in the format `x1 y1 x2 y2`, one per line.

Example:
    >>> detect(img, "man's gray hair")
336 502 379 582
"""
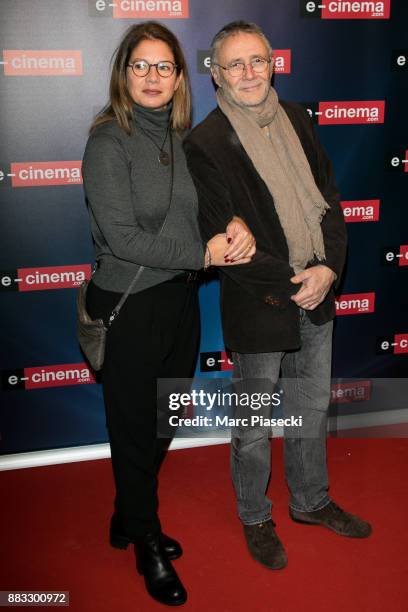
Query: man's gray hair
210 21 273 65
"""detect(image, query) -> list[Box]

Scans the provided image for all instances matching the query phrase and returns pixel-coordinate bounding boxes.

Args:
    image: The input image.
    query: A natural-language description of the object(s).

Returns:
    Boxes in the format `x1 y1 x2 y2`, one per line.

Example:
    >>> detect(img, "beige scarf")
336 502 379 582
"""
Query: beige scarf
216 86 329 273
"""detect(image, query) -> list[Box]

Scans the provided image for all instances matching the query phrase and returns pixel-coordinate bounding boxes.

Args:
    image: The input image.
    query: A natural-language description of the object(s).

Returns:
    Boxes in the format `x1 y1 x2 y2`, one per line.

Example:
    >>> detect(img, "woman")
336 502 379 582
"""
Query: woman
82 22 254 607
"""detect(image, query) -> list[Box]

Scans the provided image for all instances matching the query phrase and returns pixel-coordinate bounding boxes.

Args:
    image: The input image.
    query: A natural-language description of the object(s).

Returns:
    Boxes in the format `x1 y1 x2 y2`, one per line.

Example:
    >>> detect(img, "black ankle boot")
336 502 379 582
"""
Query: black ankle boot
134 532 187 606
109 514 183 559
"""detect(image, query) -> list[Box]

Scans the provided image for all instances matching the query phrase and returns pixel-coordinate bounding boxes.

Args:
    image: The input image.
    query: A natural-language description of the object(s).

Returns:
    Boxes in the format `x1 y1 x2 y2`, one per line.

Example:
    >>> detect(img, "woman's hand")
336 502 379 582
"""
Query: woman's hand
223 216 256 263
206 233 252 267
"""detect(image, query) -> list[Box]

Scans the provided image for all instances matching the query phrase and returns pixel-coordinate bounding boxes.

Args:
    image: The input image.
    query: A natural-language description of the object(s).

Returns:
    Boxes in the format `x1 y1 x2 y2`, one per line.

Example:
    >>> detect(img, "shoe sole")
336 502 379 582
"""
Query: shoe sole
256 560 287 570
146 589 187 607
245 543 288 570
290 514 372 538
137 563 187 606
247 553 288 570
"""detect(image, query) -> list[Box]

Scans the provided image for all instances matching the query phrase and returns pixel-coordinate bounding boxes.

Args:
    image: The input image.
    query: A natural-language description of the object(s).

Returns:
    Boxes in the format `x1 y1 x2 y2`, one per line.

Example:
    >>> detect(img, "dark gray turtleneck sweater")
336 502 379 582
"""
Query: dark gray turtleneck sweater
82 104 204 294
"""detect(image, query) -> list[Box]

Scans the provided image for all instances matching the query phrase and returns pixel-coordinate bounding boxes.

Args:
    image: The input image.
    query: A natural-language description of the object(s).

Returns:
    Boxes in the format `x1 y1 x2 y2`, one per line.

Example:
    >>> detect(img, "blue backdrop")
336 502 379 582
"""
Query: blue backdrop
0 0 406 455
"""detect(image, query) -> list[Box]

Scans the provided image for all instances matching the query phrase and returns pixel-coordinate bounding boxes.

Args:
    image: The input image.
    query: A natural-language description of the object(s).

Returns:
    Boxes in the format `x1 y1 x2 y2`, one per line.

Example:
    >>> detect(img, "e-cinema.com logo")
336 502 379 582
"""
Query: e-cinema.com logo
335 293 375 315
1 363 96 391
109 0 189 18
0 162 82 187
376 334 408 355
303 101 385 125
301 0 391 19
341 200 380 223
387 150 408 173
330 380 371 404
0 265 91 292
200 351 233 373
381 246 408 267
196 50 292 75
2 50 83 76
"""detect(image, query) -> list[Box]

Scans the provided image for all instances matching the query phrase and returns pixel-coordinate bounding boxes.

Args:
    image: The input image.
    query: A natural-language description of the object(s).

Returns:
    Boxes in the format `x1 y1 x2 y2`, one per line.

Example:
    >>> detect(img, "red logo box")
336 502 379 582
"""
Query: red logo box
3 50 83 76
219 351 233 371
113 0 189 19
10 161 82 187
17 265 91 291
24 363 96 390
330 380 371 404
335 292 375 315
394 334 408 354
318 101 385 125
398 245 408 266
341 199 380 222
321 0 390 19
273 50 291 74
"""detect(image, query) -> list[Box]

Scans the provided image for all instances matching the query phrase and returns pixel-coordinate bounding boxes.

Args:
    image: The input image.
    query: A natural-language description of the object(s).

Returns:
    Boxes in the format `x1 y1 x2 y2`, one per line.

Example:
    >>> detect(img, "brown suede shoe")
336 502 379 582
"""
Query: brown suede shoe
289 501 372 538
243 519 287 569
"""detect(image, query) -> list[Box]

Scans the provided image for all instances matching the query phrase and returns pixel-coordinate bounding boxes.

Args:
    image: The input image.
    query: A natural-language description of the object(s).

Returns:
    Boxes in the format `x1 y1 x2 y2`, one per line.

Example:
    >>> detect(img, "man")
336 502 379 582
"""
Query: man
184 21 371 570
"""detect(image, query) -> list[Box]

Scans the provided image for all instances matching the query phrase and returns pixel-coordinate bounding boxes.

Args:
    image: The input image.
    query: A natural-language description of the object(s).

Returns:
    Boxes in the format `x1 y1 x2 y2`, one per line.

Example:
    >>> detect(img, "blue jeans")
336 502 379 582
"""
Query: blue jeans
231 310 333 525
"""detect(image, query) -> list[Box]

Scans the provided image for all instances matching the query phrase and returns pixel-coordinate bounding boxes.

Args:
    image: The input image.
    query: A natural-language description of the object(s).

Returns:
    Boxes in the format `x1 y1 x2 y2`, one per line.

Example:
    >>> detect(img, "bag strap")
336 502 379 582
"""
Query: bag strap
107 129 175 327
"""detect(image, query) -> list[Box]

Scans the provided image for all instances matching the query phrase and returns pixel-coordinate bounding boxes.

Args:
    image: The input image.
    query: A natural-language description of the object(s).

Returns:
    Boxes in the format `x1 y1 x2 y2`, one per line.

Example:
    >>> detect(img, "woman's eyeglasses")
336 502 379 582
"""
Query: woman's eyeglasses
127 59 178 78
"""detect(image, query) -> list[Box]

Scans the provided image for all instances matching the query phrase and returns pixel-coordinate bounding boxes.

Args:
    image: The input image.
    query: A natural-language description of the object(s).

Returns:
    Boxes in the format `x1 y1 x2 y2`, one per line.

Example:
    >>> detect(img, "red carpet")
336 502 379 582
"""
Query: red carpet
1 439 407 611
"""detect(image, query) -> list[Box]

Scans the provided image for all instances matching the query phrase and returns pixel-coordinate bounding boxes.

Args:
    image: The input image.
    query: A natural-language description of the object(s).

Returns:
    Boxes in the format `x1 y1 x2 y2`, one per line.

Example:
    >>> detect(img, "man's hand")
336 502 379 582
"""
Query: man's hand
224 216 256 262
290 265 336 310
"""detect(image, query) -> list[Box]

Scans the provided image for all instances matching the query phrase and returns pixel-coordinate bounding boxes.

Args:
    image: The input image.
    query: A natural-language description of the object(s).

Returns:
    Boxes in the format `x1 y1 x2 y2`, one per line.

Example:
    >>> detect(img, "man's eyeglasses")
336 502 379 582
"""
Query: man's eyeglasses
212 57 272 78
127 59 178 78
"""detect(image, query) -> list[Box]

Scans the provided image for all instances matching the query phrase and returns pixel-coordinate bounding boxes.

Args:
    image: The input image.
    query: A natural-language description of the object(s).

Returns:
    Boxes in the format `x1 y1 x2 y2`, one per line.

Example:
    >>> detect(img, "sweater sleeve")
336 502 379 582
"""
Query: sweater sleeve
82 132 204 271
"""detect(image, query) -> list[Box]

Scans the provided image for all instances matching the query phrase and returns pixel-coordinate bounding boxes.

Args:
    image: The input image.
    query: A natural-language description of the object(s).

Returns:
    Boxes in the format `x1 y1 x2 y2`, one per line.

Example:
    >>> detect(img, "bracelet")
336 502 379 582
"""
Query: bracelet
204 245 212 270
